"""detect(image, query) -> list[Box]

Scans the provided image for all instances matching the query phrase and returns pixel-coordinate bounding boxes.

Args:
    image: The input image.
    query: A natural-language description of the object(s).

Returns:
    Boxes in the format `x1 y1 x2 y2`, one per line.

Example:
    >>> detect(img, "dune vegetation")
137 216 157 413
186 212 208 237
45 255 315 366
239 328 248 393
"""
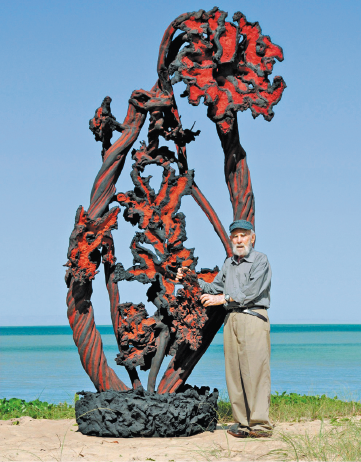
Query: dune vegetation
2 392 361 461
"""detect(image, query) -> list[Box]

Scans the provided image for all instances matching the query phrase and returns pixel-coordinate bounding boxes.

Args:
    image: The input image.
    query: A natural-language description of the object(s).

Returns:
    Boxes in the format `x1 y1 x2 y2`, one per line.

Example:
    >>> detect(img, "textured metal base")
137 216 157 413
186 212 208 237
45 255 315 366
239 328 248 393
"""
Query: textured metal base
75 386 218 438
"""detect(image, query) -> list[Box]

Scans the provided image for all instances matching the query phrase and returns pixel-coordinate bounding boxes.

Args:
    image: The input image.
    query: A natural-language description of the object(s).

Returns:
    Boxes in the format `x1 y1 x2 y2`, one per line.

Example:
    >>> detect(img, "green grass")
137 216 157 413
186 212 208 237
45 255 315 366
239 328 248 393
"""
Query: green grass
217 392 361 424
2 392 361 424
0 397 77 420
271 392 361 422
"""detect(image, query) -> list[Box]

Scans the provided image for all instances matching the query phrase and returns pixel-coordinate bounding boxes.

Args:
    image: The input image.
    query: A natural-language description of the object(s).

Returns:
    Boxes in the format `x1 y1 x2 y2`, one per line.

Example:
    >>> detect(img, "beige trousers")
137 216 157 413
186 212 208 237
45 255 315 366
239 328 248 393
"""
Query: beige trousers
223 309 272 432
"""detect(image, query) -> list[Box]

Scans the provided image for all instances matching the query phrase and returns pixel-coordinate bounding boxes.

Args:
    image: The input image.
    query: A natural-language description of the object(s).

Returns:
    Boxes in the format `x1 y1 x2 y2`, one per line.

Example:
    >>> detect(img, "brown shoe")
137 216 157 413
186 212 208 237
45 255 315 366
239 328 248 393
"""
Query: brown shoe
249 430 273 438
227 429 250 438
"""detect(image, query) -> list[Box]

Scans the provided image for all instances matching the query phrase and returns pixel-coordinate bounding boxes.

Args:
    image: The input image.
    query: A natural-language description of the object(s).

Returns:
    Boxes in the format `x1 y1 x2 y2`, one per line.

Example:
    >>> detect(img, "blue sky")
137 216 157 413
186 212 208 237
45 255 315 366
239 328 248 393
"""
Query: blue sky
1 0 360 326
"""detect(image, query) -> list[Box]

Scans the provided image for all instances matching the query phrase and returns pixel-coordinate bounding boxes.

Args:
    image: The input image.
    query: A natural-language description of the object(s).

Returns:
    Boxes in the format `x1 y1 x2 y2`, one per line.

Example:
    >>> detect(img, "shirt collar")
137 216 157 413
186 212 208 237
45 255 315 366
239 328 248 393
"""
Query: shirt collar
231 248 256 264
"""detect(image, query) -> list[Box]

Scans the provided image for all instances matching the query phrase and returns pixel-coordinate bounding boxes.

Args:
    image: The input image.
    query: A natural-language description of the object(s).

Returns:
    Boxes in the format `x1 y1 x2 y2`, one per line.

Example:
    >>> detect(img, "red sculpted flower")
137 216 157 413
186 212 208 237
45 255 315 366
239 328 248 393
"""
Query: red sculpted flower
169 8 286 133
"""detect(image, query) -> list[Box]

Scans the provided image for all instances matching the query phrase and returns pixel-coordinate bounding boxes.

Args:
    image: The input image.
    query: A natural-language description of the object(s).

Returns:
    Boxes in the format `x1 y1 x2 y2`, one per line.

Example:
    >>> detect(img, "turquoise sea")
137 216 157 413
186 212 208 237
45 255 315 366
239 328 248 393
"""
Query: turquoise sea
1 325 360 404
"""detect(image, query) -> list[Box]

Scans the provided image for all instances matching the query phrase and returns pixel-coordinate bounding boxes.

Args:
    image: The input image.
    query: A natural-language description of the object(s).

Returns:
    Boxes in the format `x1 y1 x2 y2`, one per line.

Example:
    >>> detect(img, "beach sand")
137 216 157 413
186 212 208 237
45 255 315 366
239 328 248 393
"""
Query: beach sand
0 417 332 461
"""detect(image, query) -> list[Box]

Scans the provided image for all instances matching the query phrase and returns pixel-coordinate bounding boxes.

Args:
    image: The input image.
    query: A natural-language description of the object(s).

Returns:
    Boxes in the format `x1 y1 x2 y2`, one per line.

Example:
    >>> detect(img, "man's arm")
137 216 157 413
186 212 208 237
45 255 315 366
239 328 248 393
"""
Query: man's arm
229 255 271 306
176 262 228 307
198 262 229 307
197 263 226 294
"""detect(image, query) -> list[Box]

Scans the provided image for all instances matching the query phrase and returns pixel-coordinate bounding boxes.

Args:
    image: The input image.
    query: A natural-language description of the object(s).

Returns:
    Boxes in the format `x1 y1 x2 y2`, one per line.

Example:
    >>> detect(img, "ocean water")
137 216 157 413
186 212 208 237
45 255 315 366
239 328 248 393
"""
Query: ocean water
1 325 360 404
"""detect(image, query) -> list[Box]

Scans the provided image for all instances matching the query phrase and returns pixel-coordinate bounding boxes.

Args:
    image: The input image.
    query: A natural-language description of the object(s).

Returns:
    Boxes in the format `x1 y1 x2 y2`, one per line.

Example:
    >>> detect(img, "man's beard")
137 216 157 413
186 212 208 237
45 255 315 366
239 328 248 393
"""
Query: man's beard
232 241 253 258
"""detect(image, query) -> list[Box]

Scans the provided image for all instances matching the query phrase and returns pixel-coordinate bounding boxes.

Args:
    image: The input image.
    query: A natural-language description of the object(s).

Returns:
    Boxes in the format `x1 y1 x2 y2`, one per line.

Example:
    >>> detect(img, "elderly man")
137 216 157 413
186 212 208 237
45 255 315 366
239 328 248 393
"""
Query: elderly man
176 219 272 438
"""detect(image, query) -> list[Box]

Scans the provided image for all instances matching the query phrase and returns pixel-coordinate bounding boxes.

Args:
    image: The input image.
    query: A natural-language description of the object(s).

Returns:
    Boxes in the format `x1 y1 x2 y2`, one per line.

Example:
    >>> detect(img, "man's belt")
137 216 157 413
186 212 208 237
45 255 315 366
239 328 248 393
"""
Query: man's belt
227 303 268 322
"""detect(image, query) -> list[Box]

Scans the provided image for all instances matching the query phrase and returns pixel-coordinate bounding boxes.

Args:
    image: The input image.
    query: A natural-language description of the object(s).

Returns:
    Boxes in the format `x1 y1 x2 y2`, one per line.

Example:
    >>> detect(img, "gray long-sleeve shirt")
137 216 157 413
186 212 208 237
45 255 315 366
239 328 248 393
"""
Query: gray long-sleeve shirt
198 249 271 309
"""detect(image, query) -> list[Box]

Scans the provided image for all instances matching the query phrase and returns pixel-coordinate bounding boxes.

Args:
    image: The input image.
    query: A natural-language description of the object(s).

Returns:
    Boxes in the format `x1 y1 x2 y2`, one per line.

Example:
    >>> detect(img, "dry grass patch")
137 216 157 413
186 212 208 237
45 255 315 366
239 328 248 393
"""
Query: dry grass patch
269 419 361 461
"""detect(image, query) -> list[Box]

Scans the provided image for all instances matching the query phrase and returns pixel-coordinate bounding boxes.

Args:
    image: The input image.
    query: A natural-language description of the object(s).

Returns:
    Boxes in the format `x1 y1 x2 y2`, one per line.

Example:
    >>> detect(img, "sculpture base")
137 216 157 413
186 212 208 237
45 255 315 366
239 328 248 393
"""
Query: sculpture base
75 385 218 438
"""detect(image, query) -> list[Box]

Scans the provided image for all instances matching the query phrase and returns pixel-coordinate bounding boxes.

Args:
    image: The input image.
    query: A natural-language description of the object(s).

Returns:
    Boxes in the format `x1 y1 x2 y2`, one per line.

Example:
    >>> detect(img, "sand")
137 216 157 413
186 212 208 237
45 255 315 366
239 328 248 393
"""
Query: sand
0 417 331 461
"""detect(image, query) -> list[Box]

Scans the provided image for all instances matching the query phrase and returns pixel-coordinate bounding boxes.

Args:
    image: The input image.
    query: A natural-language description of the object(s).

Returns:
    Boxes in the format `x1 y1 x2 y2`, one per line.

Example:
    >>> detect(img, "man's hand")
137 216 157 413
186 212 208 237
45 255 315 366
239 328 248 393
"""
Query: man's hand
175 266 189 282
200 294 226 307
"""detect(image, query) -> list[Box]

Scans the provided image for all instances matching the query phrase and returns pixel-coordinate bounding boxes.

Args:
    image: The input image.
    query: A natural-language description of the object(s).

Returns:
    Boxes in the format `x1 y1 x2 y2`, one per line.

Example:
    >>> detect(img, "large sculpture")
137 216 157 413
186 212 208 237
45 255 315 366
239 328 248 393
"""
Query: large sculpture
66 7 285 437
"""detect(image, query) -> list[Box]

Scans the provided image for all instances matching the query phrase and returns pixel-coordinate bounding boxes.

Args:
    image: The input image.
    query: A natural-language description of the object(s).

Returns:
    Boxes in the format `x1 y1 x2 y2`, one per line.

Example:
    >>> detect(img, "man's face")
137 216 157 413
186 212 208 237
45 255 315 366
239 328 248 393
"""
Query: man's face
230 228 255 257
